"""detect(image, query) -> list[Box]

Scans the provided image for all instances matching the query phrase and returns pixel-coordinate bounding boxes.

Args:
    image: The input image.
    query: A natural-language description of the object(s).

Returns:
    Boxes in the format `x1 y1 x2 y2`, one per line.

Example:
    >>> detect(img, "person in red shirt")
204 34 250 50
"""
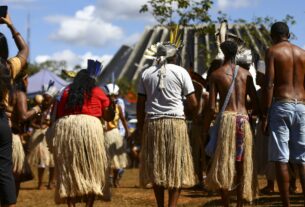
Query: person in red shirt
52 60 114 207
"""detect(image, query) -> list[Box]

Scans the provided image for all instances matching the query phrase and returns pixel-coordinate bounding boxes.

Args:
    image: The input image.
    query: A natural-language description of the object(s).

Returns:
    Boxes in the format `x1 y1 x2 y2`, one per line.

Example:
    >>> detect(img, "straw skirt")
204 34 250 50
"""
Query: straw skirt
12 134 25 175
140 118 196 188
12 134 33 182
206 112 255 201
28 128 53 168
53 114 107 204
104 128 128 169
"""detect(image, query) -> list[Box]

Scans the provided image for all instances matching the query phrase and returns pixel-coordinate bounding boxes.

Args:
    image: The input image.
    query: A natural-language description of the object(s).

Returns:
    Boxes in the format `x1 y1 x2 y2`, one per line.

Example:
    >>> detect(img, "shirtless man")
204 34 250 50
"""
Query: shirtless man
263 21 305 207
203 40 259 207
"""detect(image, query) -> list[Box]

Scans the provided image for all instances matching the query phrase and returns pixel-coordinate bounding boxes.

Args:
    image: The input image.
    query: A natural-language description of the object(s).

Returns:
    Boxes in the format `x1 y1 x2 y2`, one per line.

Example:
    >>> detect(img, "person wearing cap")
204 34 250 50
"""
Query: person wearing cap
27 85 58 190
263 22 305 206
137 42 198 207
52 60 115 206
102 84 130 200
10 70 42 197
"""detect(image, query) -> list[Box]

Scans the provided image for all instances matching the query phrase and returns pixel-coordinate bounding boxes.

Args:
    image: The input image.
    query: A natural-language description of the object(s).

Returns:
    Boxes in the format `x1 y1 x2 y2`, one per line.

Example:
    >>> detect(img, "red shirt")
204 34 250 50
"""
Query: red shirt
56 86 110 118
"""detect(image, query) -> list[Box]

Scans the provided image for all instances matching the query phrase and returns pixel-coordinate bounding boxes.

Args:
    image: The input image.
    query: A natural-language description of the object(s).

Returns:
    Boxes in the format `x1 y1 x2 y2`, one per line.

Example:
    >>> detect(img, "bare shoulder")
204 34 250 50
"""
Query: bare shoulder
209 67 223 81
238 66 253 79
292 43 305 56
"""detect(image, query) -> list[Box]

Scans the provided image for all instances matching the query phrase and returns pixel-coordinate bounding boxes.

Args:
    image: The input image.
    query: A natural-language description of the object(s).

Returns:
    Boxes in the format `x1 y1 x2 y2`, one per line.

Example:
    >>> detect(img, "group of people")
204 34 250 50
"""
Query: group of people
1 9 305 207
137 21 305 207
0 12 132 207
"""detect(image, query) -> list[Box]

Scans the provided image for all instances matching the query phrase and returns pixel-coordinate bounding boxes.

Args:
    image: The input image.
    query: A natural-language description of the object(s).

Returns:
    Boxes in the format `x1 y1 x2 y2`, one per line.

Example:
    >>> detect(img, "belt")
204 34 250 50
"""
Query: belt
273 97 305 105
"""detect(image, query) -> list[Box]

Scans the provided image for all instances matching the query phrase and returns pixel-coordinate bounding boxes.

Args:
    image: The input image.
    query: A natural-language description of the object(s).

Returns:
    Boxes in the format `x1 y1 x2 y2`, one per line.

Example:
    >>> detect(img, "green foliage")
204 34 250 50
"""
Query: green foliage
252 14 297 39
26 60 69 79
140 0 213 25
25 63 40 76
36 60 67 74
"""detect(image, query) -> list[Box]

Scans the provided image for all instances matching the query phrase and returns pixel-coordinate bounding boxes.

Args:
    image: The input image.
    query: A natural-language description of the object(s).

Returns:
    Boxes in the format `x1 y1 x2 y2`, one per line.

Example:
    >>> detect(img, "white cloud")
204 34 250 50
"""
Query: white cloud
95 0 151 21
35 50 113 70
123 33 142 46
217 0 257 10
47 5 123 47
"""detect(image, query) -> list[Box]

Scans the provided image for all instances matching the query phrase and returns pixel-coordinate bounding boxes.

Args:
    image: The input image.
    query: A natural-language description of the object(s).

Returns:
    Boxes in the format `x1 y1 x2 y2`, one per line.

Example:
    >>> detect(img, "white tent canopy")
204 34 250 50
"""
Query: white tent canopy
28 69 69 95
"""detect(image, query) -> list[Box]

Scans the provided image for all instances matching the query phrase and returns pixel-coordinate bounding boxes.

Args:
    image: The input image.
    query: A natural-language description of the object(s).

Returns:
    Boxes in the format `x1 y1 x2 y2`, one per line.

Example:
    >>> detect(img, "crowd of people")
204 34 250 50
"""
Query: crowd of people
1 9 305 207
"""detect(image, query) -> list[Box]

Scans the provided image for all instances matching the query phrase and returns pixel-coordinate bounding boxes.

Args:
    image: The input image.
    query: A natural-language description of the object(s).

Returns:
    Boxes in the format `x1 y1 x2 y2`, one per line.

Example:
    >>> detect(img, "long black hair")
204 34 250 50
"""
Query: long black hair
66 69 96 110
0 61 12 111
0 32 9 60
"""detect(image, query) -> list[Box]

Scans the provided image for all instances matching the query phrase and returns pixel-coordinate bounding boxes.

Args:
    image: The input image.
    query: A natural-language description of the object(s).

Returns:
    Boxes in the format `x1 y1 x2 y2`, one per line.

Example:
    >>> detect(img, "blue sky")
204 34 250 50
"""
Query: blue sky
1 0 305 70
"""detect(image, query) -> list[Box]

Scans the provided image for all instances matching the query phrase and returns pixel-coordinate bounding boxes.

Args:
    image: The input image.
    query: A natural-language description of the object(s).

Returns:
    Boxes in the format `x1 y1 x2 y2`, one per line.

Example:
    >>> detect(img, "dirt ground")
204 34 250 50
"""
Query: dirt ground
18 168 304 207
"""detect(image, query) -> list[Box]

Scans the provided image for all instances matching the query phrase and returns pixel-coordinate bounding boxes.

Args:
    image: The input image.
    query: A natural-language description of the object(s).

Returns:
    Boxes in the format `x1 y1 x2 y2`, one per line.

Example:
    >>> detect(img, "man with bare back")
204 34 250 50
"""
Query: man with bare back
263 21 305 207
203 40 259 207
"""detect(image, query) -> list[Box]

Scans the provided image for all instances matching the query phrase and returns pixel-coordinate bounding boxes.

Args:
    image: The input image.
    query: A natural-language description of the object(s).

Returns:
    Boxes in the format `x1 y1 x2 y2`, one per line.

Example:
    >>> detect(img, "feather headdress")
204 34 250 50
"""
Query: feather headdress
87 59 103 79
144 25 183 61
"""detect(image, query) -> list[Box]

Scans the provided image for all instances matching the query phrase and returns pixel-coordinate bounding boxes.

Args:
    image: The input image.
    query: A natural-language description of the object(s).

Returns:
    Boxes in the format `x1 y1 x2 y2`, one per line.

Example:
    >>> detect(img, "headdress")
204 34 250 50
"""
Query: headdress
144 25 183 62
87 59 103 79
144 25 183 89
214 20 253 66
44 85 58 98
104 83 120 96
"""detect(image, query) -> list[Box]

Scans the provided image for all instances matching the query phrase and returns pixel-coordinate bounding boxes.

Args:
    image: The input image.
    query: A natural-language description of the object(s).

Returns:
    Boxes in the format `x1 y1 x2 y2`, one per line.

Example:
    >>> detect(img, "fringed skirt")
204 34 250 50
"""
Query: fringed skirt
104 128 128 169
12 134 25 175
206 112 255 201
140 118 196 188
28 128 53 168
12 134 33 182
53 114 107 204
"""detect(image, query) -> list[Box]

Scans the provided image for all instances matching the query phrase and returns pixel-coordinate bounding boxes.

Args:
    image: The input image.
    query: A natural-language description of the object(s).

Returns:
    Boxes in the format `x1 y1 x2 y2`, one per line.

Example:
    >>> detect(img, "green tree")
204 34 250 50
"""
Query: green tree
37 60 67 75
140 0 213 25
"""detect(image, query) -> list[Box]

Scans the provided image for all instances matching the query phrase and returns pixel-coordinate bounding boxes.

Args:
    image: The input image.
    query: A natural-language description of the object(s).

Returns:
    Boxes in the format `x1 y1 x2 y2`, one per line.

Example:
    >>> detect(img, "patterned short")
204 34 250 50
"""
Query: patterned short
235 115 249 162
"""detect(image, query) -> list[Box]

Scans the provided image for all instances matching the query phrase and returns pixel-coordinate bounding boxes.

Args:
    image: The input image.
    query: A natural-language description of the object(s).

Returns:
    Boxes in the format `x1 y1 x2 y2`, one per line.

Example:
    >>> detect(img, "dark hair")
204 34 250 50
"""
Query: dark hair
220 41 238 61
66 69 96 110
0 33 9 60
14 69 28 93
0 62 12 110
271 22 289 38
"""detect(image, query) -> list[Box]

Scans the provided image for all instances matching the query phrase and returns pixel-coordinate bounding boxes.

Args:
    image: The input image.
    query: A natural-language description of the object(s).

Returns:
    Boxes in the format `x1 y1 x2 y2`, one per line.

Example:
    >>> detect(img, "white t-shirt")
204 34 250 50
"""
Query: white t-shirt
138 63 195 119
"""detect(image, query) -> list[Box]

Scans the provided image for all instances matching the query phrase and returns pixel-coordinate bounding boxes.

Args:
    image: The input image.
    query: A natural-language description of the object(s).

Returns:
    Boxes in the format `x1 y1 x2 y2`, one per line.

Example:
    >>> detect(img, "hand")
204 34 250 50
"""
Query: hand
0 13 13 26
33 105 42 114
125 130 131 139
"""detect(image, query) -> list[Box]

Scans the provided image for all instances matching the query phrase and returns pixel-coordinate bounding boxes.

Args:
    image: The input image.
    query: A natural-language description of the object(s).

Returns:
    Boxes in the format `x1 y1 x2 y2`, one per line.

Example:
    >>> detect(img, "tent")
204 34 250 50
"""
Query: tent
28 69 69 95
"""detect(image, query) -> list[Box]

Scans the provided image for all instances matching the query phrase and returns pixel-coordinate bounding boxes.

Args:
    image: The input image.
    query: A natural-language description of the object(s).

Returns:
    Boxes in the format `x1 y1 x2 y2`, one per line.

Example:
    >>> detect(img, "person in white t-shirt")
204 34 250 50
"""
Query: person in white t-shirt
137 42 198 207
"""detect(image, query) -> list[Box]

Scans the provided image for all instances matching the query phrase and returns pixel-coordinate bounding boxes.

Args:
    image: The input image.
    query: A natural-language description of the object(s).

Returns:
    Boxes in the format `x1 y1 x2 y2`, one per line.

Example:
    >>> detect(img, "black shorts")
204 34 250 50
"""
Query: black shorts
0 112 16 205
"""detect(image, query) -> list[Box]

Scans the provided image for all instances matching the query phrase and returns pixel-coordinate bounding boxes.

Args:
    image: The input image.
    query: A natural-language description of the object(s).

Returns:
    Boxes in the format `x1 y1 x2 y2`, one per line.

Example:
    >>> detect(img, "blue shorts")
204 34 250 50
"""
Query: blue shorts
268 101 305 163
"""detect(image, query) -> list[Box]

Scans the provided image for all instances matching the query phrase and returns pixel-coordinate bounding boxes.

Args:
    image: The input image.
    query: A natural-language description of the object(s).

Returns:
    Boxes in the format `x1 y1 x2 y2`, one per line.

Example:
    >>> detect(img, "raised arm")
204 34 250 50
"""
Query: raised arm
1 13 29 67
